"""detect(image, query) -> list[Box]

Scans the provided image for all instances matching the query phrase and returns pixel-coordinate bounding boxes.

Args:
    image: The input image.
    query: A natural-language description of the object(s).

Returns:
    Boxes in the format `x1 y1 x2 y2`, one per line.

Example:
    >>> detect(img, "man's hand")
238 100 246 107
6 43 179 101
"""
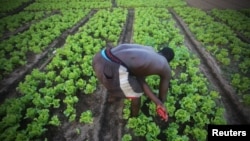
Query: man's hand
156 105 168 121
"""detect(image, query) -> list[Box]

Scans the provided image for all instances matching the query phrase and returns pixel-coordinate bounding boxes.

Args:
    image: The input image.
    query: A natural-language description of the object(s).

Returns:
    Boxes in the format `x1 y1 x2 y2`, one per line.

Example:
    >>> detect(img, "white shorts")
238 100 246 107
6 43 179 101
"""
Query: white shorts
118 65 143 98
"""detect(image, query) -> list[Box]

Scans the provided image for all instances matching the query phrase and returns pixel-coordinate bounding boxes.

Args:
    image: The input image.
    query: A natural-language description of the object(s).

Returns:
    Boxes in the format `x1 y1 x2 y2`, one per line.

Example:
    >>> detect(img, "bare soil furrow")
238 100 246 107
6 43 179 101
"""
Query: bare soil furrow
1 23 30 41
236 32 250 44
68 10 97 35
0 0 35 19
118 8 134 44
112 0 117 7
186 0 250 10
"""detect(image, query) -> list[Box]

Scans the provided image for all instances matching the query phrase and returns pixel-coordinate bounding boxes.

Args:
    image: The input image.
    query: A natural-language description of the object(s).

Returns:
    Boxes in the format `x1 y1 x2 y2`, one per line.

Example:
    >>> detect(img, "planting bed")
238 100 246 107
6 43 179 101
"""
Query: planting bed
0 0 249 141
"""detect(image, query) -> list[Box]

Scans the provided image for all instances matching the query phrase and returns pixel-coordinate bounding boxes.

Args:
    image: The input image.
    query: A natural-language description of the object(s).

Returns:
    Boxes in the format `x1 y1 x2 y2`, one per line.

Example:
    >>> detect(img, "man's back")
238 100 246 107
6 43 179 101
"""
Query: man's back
111 44 171 77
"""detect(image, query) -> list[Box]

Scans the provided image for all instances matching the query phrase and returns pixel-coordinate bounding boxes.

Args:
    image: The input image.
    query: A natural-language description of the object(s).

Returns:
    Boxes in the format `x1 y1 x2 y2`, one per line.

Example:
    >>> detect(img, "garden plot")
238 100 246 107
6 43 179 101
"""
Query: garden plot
0 0 249 141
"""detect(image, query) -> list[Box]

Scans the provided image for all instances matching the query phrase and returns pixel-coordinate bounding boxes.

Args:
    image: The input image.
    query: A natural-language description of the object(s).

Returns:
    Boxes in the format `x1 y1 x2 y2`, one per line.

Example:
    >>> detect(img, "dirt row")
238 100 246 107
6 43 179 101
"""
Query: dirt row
186 0 250 10
0 0 35 19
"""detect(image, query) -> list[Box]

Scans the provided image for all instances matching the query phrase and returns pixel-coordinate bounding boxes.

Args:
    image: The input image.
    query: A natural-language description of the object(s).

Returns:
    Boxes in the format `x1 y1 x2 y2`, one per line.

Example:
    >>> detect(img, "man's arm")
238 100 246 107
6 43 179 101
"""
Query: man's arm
137 77 168 121
158 62 172 102
137 77 163 106
158 73 171 102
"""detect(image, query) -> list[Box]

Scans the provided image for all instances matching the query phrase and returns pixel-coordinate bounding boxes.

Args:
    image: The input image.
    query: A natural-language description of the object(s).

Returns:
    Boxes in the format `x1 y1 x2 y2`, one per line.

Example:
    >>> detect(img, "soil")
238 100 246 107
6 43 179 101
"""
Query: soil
0 0 35 19
1 0 250 141
186 0 250 10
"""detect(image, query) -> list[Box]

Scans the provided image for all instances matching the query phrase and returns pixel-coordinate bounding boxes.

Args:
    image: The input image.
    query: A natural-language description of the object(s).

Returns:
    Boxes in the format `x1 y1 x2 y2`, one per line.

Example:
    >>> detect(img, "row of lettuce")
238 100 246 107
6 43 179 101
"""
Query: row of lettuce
116 0 186 8
25 0 112 10
0 0 187 14
0 0 29 15
174 7 250 106
0 11 47 35
0 9 91 80
0 0 111 14
0 0 187 80
209 9 250 39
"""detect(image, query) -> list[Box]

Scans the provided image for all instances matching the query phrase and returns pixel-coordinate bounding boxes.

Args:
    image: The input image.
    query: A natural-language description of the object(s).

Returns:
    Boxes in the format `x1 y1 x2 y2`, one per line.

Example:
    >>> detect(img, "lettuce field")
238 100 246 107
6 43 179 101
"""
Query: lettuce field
0 0 250 141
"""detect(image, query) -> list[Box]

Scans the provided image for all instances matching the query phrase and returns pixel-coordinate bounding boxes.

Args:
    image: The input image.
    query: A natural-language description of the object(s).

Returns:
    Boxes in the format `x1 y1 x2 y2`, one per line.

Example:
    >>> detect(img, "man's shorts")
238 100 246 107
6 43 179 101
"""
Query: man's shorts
92 49 143 98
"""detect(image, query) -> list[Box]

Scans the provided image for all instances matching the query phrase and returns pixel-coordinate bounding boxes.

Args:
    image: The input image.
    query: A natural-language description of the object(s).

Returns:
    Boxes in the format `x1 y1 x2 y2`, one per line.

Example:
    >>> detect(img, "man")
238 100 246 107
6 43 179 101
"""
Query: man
92 44 174 121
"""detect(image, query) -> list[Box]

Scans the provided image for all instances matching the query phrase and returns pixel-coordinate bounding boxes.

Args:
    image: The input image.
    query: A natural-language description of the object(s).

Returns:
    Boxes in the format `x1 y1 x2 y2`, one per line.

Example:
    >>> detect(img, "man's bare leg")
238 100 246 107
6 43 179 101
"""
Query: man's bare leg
107 90 125 103
130 97 141 117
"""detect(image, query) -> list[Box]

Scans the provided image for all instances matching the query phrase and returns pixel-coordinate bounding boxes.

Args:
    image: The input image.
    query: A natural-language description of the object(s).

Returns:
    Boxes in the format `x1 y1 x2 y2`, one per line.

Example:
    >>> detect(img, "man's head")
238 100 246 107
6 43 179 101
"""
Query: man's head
158 47 175 62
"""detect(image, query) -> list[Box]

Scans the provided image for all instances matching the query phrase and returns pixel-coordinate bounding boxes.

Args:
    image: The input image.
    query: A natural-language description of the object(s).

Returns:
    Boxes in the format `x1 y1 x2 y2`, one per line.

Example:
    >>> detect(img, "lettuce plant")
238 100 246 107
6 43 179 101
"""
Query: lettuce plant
79 110 93 124
49 115 61 126
145 122 160 141
126 114 152 136
122 134 132 141
122 99 131 120
174 109 190 124
179 96 197 114
164 123 179 141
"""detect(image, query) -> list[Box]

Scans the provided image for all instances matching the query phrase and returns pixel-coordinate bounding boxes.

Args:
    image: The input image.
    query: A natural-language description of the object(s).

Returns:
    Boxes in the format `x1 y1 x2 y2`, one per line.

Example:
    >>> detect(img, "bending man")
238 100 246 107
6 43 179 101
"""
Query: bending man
92 44 174 121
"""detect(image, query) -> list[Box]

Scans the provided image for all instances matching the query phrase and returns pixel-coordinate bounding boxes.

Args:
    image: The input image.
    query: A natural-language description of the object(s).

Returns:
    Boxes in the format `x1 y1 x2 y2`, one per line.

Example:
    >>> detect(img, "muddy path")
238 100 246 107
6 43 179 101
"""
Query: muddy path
46 85 107 141
111 0 117 7
0 0 35 18
119 9 134 44
186 0 250 10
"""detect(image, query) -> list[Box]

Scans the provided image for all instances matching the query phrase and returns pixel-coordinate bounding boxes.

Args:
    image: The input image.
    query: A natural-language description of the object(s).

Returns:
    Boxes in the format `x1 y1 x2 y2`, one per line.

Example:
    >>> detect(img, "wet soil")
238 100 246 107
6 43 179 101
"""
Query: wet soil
46 86 107 141
0 0 35 18
186 0 250 10
111 0 117 7
119 8 134 44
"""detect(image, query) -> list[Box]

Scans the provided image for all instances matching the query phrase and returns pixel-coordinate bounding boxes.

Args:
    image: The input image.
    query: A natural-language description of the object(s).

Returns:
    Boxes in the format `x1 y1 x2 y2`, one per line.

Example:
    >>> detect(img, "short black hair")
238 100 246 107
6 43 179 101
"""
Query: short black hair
158 47 175 62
